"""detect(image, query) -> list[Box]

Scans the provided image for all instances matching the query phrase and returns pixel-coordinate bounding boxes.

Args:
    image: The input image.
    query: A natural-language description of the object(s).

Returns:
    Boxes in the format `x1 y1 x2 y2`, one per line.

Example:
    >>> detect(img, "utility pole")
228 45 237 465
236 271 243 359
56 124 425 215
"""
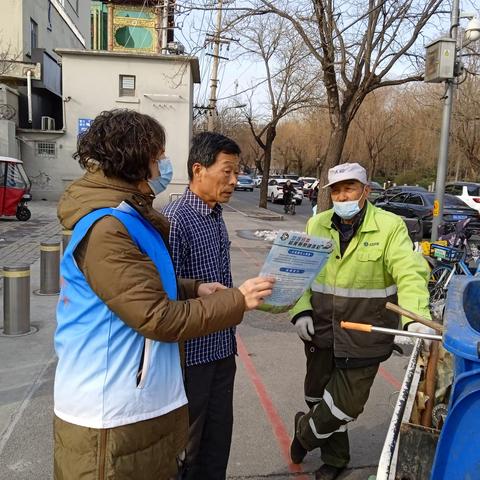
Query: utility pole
430 0 459 241
207 0 224 131
161 0 169 54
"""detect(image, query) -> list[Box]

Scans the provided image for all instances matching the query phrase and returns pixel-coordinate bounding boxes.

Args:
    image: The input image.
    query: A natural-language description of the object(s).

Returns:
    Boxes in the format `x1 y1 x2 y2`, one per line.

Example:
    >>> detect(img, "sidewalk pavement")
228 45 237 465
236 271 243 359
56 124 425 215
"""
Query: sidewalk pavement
0 201 409 479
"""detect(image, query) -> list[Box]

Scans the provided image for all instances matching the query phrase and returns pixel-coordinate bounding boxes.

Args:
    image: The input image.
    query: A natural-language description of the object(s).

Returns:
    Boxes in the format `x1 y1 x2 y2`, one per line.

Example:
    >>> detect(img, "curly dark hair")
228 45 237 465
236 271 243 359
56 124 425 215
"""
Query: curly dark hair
74 109 166 182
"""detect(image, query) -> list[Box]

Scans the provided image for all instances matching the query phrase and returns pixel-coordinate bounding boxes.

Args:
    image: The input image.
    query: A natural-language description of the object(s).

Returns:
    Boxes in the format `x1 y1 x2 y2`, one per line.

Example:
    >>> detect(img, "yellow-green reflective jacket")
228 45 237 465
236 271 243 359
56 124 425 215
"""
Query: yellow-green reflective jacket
290 202 431 359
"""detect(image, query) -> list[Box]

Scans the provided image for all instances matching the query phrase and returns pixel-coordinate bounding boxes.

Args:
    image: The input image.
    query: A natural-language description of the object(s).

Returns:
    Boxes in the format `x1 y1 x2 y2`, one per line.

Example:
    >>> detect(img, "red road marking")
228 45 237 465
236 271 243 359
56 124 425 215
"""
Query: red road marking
378 366 402 389
236 334 309 479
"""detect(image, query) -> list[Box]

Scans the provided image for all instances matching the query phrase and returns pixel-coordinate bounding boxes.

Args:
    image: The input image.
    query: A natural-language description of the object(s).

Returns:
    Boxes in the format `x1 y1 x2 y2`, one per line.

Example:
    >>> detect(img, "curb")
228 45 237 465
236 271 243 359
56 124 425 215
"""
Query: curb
225 204 284 221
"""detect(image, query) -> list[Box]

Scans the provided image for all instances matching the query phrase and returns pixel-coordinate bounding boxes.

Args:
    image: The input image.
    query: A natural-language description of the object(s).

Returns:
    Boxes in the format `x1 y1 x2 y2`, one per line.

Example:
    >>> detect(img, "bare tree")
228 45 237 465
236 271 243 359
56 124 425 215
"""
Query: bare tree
236 15 321 208
233 0 443 208
351 91 398 179
451 54 480 179
0 36 21 77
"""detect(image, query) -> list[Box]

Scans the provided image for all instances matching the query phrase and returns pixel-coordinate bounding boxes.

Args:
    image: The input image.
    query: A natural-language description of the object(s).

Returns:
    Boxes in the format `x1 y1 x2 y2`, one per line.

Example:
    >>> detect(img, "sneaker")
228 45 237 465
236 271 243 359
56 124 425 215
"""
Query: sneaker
290 411 307 464
314 464 346 480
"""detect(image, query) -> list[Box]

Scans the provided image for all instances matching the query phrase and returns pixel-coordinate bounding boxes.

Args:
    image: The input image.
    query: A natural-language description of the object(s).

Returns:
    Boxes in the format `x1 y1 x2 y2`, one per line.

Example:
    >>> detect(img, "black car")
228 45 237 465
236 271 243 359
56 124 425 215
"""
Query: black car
375 192 480 236
374 185 427 204
368 181 385 201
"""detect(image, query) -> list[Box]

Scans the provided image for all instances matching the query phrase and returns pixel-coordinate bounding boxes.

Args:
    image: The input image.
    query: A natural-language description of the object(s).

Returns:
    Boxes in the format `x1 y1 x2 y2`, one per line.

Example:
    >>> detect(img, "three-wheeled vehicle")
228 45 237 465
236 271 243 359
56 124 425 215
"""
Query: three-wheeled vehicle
0 156 32 221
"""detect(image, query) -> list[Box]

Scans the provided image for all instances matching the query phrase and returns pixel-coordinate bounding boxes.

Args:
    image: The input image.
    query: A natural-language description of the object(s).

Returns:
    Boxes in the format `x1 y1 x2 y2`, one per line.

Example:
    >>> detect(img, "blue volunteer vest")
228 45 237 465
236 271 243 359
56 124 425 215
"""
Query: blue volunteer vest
54 203 187 428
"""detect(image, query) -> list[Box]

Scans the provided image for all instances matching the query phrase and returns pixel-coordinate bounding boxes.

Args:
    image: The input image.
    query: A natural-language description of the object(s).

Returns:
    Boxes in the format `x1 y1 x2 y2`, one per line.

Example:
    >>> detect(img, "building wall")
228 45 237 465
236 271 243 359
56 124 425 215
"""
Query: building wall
0 1 23 56
0 0 90 61
21 0 91 61
21 51 196 201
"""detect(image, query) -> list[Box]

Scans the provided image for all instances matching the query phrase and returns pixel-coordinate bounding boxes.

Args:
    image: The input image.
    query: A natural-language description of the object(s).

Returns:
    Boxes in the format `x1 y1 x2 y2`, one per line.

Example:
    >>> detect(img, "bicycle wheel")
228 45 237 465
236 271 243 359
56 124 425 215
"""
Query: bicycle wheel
429 263 453 303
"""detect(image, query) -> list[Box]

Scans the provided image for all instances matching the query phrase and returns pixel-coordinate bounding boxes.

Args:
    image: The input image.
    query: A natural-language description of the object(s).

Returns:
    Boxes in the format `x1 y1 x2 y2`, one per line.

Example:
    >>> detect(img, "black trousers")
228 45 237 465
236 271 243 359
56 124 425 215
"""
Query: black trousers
298 345 379 468
182 355 236 480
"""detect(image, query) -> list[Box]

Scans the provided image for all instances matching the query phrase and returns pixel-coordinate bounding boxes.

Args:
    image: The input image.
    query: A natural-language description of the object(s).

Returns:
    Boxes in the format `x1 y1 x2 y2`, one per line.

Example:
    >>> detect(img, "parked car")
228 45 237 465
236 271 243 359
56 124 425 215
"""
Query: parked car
253 175 263 187
374 185 427 204
267 178 304 205
235 175 254 191
368 181 385 201
283 174 299 181
375 191 480 236
298 176 317 194
445 182 480 213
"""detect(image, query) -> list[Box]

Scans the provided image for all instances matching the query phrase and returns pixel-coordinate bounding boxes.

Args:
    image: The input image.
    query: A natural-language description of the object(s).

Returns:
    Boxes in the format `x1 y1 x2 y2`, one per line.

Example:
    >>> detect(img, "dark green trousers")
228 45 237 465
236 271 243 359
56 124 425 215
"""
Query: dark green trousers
297 345 379 468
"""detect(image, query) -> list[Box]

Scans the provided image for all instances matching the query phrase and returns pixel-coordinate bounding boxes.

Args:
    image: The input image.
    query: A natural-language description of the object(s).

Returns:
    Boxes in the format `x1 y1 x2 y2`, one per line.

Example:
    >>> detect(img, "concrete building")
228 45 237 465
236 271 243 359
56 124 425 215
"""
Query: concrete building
27 49 199 200
0 0 91 196
0 0 196 201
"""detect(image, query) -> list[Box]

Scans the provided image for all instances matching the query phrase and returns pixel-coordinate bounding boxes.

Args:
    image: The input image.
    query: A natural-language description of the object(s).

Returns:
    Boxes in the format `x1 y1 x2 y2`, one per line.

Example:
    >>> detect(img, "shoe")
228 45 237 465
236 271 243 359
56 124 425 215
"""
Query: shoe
290 411 307 464
314 464 346 480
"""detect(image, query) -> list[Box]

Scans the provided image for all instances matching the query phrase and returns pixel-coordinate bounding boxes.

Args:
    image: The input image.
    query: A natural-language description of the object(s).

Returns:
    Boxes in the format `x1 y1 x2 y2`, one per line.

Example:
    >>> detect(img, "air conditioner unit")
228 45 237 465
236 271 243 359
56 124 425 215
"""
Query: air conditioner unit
41 116 56 131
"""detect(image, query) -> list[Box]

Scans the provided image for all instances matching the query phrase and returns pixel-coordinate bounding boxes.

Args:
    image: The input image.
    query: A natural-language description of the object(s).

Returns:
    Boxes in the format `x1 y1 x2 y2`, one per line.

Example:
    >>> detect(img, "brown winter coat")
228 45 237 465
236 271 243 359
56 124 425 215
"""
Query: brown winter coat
54 169 246 479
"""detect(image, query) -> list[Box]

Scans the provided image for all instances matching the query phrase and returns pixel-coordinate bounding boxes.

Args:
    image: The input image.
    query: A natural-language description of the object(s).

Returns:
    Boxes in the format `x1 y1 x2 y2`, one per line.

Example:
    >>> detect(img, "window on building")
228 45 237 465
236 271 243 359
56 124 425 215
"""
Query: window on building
30 19 38 54
119 75 136 97
67 0 79 13
35 141 57 157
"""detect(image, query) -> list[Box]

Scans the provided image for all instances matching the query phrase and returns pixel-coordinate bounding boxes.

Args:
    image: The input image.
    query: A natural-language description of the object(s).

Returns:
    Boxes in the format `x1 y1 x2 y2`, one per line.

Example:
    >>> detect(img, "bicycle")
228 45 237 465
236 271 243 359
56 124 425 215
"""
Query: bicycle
427 219 480 304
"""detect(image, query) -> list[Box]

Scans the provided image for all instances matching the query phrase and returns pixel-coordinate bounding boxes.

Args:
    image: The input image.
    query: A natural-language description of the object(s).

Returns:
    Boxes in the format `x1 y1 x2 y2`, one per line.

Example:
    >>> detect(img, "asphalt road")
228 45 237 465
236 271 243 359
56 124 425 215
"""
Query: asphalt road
230 188 314 221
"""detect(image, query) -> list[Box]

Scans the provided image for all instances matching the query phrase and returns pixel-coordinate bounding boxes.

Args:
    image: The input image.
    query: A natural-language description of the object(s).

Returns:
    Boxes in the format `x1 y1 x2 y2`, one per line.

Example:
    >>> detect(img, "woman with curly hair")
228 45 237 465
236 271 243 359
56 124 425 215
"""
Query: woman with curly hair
53 109 274 480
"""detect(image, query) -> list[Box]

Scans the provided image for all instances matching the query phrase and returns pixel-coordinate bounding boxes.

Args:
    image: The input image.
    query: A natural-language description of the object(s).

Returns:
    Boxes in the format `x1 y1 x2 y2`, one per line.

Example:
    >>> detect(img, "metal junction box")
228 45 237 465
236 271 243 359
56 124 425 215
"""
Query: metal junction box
424 38 457 83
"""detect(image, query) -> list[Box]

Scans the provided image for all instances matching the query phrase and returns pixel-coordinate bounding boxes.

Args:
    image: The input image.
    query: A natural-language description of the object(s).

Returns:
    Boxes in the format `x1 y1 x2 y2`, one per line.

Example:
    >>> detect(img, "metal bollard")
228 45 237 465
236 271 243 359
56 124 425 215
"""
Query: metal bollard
62 229 72 253
1 265 35 336
37 240 60 295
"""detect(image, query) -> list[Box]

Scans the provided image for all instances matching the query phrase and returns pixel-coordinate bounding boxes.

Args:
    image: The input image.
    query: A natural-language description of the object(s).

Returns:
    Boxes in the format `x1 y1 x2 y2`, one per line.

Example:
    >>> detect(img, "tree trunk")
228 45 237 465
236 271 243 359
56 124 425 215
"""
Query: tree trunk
258 126 276 209
316 124 349 211
259 145 272 208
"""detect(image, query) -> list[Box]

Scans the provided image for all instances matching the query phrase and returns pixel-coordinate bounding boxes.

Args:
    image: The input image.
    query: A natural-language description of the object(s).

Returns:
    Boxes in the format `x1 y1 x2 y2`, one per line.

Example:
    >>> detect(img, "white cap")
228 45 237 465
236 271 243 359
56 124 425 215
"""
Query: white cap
323 162 367 188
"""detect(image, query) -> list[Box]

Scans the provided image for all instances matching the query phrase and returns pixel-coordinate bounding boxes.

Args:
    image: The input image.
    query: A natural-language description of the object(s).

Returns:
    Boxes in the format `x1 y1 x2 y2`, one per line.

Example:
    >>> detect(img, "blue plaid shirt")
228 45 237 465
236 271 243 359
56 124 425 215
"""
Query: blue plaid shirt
162 188 236 366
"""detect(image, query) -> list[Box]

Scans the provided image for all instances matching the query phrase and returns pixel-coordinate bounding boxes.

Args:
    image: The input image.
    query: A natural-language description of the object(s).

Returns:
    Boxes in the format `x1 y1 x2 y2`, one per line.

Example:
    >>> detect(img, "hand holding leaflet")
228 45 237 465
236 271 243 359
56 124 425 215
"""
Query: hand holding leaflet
258 231 334 313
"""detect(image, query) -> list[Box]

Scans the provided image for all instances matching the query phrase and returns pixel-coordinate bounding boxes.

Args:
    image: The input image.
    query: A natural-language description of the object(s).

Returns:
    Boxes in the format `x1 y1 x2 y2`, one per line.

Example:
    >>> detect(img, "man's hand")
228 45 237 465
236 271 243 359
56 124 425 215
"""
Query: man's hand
197 282 227 297
408 322 436 350
295 316 315 341
239 276 275 310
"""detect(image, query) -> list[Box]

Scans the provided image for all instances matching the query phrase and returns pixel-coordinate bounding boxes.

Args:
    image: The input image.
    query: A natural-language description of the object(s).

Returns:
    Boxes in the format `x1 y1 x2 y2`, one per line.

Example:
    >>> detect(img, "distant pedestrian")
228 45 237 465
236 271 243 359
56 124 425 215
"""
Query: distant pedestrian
163 132 241 480
309 182 319 207
53 110 274 480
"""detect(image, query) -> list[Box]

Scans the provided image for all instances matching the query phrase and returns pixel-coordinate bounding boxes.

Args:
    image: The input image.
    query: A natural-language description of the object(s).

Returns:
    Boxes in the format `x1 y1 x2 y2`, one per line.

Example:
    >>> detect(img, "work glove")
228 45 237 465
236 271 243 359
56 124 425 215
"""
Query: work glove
295 316 315 341
407 322 436 350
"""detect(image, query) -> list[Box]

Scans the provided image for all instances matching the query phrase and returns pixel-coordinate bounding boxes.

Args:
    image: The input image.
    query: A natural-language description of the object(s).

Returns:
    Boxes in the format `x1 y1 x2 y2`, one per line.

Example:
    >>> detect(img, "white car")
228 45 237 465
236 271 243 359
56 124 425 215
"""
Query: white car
298 176 317 194
253 175 262 187
267 178 304 205
445 182 480 212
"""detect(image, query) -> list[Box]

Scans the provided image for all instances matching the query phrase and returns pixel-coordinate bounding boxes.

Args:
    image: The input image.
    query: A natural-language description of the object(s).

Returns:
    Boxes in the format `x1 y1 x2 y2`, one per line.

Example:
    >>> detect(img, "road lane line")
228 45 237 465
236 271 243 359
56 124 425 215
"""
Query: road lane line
236 335 309 478
378 366 402 389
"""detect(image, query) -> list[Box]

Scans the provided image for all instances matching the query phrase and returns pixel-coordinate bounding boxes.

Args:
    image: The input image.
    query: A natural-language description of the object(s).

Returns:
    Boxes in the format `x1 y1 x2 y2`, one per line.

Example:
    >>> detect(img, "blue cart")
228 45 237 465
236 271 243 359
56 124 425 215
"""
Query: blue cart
375 275 480 480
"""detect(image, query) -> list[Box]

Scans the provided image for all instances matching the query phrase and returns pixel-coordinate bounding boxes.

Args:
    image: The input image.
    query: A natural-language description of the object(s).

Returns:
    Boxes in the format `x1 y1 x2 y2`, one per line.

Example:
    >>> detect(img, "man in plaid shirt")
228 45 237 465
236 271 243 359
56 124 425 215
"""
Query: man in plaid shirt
163 132 241 480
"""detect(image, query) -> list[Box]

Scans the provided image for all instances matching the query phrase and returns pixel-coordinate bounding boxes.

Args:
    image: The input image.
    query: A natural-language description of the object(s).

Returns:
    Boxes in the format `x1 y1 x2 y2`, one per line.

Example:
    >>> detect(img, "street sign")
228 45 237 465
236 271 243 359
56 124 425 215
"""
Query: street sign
78 118 93 135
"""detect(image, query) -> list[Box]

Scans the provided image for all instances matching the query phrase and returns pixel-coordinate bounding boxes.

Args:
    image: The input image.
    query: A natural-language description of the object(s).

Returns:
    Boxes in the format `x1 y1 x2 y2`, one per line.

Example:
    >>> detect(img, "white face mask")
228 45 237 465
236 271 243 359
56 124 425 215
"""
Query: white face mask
332 187 366 219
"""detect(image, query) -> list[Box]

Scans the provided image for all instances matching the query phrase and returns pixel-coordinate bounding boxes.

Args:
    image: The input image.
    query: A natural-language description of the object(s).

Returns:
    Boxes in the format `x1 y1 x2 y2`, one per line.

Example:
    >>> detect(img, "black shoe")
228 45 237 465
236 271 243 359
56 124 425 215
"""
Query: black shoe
290 411 307 464
314 464 346 480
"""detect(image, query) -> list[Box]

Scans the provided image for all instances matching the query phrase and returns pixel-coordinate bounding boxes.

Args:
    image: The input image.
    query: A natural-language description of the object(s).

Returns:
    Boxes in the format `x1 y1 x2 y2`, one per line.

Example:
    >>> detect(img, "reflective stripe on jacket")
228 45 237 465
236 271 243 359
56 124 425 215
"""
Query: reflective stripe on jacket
290 202 431 358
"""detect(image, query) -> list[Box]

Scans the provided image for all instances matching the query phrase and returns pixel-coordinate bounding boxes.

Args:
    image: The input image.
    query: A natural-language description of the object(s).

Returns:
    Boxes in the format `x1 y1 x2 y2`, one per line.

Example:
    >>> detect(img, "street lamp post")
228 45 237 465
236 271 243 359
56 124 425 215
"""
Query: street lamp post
430 0 459 241
428 3 480 241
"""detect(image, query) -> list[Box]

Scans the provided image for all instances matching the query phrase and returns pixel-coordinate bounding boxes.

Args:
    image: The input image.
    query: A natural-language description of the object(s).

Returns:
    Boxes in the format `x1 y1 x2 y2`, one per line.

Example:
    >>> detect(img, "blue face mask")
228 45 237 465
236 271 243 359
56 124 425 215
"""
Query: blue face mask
148 157 173 195
332 188 366 220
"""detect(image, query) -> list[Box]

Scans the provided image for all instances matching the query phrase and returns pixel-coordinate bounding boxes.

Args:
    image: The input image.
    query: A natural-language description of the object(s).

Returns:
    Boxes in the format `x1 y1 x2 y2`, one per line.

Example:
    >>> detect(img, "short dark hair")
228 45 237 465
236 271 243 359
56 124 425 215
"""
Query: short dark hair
187 132 241 180
74 109 166 182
